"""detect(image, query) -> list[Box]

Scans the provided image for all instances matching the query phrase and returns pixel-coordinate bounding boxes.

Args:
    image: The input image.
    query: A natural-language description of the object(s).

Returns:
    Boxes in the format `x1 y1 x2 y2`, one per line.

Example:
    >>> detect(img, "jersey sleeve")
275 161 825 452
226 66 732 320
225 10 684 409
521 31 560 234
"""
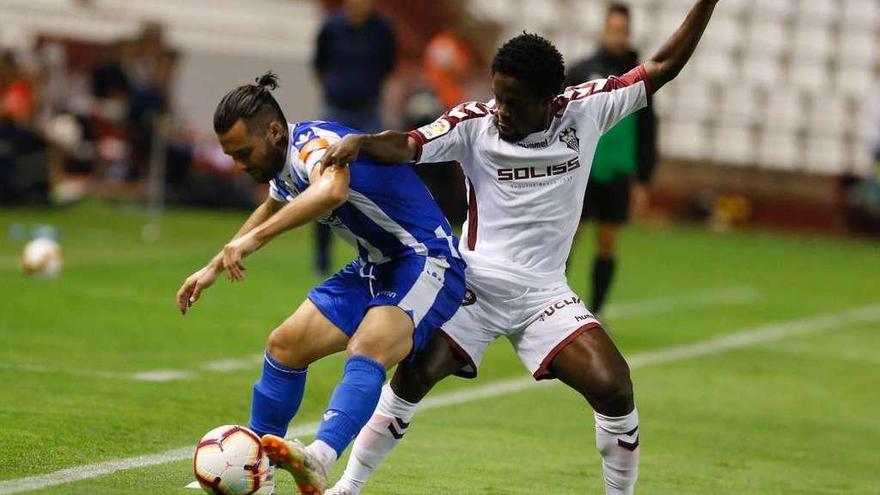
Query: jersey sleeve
560 65 653 135
290 124 345 182
268 178 293 202
407 101 490 163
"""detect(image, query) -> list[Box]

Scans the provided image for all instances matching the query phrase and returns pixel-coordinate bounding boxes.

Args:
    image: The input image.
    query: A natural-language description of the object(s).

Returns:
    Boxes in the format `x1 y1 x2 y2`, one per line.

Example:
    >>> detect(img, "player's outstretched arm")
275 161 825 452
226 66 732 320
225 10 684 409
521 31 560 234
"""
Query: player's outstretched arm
322 131 419 167
176 197 285 314
220 164 351 281
643 0 719 92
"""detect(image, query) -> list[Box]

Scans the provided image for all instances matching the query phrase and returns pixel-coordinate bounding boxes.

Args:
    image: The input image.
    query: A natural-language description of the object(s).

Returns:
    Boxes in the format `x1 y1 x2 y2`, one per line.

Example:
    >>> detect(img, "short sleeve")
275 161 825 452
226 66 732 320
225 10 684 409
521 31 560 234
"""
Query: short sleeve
295 128 343 178
560 65 652 135
268 179 292 202
408 101 491 164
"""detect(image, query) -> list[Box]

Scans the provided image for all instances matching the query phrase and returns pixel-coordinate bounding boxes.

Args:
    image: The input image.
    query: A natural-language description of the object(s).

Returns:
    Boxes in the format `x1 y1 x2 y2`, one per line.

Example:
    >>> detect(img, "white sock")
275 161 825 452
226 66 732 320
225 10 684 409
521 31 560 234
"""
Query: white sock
594 408 640 495
306 439 338 472
334 384 419 492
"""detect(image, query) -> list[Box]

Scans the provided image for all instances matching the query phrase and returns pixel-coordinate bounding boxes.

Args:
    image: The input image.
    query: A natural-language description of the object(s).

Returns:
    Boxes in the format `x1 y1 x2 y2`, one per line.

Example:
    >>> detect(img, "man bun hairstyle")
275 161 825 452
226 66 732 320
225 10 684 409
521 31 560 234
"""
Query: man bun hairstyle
213 70 286 134
491 32 565 100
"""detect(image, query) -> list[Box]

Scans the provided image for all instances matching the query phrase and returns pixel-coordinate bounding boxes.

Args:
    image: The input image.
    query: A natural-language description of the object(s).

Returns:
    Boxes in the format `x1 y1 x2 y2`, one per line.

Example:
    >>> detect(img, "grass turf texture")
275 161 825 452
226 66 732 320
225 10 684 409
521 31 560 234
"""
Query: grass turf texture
1 201 878 494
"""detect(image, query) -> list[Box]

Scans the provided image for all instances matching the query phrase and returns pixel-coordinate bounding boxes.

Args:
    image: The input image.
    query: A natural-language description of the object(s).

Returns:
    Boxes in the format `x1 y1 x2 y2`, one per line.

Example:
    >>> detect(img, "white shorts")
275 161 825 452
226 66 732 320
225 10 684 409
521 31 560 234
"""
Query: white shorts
439 271 602 380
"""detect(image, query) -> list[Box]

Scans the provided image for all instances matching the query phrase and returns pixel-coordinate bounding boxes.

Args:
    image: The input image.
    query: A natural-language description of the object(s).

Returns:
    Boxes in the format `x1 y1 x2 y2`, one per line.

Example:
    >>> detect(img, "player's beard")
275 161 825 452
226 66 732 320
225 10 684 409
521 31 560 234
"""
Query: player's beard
253 137 286 183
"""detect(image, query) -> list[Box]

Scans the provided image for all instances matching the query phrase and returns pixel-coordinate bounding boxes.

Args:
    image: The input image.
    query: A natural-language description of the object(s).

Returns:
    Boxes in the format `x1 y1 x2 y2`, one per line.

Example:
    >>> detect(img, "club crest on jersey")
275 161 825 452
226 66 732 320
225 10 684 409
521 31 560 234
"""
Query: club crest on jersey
295 131 313 146
462 288 477 306
559 127 579 152
417 118 451 140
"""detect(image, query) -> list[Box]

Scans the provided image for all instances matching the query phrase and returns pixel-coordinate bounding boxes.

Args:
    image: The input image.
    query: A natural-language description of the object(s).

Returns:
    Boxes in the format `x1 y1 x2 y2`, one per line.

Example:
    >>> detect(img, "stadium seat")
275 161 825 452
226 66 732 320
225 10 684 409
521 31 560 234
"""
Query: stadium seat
661 120 711 160
741 52 783 88
788 62 831 93
836 66 877 98
713 125 757 165
792 23 833 62
764 91 806 132
804 135 847 174
719 85 760 126
837 32 878 67
746 21 789 57
699 16 741 51
671 78 716 122
693 51 736 84
759 131 801 170
809 95 850 138
797 0 838 25
842 0 880 28
752 0 797 22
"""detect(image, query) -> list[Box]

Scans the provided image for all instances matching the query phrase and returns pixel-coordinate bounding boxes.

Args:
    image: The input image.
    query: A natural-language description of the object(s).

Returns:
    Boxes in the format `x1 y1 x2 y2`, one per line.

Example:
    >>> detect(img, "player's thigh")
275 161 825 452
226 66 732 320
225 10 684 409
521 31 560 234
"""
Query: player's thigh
268 298 350 368
347 305 415 369
550 327 633 416
390 331 469 403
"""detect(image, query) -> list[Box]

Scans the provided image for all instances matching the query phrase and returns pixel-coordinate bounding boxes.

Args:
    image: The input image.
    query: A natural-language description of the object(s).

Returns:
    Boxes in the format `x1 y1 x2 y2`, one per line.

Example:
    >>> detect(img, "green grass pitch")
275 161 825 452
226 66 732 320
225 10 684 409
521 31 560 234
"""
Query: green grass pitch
1 201 878 494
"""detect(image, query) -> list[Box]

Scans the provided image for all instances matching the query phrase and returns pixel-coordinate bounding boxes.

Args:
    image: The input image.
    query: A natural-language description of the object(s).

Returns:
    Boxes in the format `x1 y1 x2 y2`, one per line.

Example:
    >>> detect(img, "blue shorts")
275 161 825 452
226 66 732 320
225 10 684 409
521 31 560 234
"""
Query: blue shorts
308 254 467 357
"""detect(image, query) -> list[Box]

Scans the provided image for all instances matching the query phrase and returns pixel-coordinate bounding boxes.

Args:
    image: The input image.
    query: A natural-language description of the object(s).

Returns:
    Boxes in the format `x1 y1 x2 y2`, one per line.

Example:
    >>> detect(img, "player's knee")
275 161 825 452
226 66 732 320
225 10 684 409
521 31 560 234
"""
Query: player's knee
266 325 312 368
592 364 634 415
391 364 443 403
597 237 617 258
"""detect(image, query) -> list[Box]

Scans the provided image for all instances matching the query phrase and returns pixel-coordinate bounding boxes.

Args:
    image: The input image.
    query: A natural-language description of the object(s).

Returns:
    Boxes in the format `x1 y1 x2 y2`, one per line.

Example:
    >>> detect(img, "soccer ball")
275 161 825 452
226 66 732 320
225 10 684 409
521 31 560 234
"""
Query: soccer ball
193 425 270 495
20 238 63 278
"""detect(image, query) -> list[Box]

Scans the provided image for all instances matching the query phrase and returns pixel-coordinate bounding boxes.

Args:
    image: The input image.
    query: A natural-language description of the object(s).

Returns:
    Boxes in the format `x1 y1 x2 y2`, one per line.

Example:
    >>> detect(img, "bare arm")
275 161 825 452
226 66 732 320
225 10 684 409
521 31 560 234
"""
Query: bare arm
176 196 285 314
221 164 350 280
321 131 419 168
199 196 286 270
643 0 718 92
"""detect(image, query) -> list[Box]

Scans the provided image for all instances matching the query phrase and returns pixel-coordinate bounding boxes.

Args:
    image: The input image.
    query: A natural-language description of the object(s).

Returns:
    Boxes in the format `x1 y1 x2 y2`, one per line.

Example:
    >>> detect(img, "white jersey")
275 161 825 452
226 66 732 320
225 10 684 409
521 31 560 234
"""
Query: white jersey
408 65 653 287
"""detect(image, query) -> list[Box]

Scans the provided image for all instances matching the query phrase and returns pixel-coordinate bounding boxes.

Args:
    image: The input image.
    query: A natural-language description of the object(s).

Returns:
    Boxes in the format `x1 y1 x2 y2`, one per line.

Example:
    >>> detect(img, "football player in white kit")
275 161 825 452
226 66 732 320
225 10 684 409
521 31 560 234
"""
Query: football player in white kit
320 1 719 493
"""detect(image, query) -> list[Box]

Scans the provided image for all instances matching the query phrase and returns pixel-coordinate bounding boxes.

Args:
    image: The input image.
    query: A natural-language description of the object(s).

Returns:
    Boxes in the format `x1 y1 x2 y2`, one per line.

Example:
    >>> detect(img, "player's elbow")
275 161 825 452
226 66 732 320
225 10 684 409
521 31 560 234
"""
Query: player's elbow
324 184 349 209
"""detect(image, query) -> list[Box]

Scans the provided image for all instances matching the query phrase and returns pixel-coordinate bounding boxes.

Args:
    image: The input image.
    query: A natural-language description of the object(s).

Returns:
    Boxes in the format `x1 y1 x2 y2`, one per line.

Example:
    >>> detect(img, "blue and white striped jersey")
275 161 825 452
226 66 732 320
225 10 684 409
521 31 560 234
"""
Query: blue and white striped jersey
269 121 460 265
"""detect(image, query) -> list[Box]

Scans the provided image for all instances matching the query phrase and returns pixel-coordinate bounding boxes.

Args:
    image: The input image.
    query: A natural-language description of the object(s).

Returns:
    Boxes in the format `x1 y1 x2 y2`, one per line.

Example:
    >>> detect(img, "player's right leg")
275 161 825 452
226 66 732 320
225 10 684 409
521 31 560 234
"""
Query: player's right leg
549 328 638 495
326 333 468 495
327 287 492 495
248 298 349 439
249 261 371 440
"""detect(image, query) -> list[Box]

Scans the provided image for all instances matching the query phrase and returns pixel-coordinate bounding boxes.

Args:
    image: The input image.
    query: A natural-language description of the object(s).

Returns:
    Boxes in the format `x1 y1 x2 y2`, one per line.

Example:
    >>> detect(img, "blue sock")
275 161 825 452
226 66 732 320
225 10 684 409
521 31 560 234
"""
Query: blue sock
248 352 307 438
315 355 387 457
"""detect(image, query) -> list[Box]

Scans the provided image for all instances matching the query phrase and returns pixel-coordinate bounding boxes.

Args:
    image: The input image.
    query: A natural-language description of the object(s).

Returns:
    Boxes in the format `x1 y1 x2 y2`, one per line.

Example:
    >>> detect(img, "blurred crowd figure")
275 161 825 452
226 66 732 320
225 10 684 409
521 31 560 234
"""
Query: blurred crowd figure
0 21 257 208
312 0 396 277
841 86 880 233
565 2 658 315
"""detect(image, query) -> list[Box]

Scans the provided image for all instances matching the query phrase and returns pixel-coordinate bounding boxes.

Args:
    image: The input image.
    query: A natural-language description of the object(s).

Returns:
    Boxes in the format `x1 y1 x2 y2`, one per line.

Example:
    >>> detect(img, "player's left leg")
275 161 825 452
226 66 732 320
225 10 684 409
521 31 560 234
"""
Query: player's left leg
591 177 629 315
519 288 637 495
263 306 415 494
550 330 638 495
263 255 466 494
592 222 619 315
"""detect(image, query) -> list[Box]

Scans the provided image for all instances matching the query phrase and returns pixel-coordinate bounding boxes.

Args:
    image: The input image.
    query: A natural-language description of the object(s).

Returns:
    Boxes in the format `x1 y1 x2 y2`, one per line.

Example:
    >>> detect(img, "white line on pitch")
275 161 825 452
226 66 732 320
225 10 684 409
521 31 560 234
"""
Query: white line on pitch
2 303 878 495
0 287 760 383
602 286 760 319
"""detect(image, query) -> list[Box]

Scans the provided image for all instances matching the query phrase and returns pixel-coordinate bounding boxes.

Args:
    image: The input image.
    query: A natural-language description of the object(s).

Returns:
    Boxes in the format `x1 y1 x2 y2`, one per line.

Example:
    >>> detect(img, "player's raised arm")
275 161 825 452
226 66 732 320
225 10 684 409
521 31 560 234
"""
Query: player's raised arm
321 130 419 167
220 164 351 281
642 0 719 92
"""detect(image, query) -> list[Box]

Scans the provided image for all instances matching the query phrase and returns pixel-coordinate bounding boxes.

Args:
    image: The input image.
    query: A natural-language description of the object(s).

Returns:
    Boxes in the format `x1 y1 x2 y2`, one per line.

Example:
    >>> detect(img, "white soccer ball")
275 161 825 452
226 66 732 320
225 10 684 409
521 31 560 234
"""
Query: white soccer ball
193 425 270 495
21 238 63 278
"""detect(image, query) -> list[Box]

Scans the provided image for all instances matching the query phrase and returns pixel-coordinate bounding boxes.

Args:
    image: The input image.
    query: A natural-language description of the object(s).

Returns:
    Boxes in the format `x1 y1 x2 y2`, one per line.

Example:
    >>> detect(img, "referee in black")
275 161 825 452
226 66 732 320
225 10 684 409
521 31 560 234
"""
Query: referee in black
566 2 658 316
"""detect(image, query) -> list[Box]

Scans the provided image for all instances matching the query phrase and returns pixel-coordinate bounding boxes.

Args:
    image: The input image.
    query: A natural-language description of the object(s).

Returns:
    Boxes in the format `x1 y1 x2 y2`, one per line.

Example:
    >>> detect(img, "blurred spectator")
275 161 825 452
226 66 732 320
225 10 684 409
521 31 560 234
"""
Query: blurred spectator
565 2 658 315
423 22 477 110
1 50 49 204
312 0 396 276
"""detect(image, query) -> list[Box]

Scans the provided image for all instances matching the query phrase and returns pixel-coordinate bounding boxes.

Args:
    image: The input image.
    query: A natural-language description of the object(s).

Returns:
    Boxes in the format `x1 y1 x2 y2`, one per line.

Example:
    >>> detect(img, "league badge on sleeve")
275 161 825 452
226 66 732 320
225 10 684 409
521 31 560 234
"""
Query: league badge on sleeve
417 118 452 140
